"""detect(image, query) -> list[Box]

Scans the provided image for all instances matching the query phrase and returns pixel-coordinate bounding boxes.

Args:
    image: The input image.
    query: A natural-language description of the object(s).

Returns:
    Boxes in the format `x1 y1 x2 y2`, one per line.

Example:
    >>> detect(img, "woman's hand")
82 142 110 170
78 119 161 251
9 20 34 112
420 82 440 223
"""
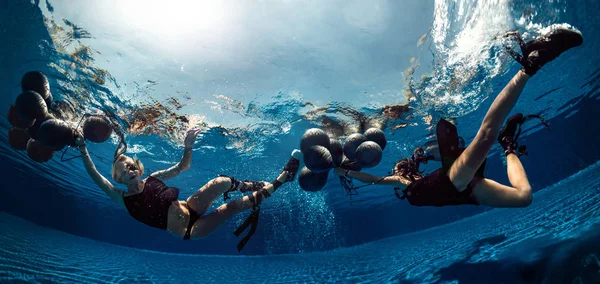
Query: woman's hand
334 167 346 176
75 131 86 151
184 128 202 148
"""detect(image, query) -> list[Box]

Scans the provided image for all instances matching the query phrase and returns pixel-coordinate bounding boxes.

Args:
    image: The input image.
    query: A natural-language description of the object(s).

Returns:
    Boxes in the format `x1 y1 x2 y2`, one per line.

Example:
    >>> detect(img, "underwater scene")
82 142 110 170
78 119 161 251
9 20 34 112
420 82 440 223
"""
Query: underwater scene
1 0 599 283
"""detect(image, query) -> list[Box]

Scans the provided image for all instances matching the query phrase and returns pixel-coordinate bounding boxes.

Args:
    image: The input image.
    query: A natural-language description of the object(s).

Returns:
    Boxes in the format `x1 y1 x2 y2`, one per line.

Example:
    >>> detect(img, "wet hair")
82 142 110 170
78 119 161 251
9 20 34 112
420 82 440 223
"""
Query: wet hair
111 154 144 182
392 158 423 182
107 114 141 183
392 147 428 182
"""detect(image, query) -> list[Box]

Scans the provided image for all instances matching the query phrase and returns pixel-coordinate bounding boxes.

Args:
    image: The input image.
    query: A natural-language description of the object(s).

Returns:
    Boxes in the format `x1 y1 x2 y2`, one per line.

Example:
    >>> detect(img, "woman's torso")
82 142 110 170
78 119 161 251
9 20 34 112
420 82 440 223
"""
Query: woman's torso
122 176 191 237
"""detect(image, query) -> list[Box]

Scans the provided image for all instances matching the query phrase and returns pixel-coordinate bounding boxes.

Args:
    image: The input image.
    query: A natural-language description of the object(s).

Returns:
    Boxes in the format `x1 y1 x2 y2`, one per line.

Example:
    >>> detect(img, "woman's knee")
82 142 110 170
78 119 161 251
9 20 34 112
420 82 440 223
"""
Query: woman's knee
221 200 243 213
210 176 233 190
516 190 533 207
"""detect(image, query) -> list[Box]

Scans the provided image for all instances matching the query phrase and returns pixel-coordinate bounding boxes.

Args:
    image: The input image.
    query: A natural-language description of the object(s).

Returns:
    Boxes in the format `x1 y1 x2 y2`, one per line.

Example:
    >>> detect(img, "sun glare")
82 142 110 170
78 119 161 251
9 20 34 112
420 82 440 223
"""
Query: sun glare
117 0 228 37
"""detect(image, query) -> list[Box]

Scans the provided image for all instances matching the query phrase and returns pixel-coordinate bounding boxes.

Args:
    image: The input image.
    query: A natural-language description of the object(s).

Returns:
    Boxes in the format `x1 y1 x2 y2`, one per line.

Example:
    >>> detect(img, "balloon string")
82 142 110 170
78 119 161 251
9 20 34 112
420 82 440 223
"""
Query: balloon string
59 114 91 162
340 174 388 206
59 113 126 163
102 110 127 162
60 147 81 162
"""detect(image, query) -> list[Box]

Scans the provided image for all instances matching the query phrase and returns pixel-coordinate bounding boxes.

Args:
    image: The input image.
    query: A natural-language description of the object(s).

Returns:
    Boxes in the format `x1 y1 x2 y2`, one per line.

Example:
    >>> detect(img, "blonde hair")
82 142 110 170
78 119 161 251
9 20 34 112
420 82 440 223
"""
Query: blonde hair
111 154 144 182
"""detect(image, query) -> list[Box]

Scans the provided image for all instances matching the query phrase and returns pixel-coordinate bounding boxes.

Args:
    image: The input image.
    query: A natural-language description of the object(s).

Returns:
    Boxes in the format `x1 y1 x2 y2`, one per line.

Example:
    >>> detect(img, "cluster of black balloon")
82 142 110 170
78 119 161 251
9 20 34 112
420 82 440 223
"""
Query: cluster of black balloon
7 71 113 162
298 127 387 192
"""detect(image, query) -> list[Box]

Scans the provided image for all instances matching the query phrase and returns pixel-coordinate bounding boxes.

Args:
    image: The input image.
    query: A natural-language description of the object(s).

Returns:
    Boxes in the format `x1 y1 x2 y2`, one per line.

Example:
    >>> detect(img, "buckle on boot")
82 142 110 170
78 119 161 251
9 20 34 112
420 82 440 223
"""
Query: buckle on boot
517 145 528 157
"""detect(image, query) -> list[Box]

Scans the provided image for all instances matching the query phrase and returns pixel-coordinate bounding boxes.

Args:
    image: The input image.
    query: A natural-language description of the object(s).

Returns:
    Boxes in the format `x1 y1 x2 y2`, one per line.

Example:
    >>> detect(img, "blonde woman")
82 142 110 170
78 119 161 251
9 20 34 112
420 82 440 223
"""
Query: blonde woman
75 128 300 250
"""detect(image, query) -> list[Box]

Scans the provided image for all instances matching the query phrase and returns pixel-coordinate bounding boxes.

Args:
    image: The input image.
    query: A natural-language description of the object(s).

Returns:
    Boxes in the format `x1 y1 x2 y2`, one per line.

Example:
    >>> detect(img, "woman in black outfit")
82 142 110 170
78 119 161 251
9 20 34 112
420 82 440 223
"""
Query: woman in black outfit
334 28 583 208
76 128 300 249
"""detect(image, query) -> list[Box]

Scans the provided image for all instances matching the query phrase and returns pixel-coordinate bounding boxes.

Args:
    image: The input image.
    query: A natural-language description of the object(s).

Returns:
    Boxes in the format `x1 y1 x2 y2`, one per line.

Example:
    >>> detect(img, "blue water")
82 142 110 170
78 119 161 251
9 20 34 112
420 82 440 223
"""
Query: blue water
1 0 600 283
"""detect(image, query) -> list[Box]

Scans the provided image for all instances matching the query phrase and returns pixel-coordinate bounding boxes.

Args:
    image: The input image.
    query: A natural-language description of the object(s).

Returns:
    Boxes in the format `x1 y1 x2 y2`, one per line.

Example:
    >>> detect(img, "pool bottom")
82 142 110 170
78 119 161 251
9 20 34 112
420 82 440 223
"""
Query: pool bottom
1 161 599 283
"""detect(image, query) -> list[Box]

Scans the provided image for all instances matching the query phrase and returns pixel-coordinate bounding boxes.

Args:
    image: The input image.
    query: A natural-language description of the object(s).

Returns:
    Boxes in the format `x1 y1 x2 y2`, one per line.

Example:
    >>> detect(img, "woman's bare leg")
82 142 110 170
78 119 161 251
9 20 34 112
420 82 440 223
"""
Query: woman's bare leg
186 177 233 216
448 70 529 191
506 153 531 191
186 176 271 216
189 172 288 238
448 28 583 191
470 153 532 207
189 190 266 238
471 178 532 208
185 150 299 236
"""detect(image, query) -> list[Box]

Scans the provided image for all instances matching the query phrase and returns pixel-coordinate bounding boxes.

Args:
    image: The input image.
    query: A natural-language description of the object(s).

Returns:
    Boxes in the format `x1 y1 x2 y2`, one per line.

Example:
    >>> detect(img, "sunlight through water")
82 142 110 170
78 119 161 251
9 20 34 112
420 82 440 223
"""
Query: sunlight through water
116 0 229 38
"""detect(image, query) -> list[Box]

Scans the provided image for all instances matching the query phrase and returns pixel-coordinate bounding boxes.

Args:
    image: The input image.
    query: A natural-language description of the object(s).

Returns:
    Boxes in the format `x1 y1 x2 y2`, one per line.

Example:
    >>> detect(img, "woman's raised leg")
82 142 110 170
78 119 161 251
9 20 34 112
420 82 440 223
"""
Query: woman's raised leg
185 176 234 216
189 171 290 238
471 153 532 207
189 189 266 238
449 70 529 191
186 176 268 216
448 28 583 191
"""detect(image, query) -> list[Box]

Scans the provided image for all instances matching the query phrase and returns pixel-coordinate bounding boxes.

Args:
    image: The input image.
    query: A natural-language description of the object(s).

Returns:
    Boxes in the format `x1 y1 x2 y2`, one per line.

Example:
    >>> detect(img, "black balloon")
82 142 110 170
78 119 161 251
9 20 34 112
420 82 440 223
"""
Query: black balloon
329 138 343 166
44 92 53 108
364 128 387 150
8 104 35 128
15 91 48 120
28 114 54 140
300 128 330 153
8 127 31 150
38 119 75 150
303 145 333 173
26 138 55 163
21 71 50 100
355 141 383 168
298 167 329 192
83 116 113 143
343 133 367 160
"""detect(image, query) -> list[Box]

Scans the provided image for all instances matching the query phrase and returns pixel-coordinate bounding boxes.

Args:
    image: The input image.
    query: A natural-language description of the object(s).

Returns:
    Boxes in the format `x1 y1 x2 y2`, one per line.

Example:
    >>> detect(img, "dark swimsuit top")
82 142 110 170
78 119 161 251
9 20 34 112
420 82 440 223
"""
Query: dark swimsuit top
122 176 180 230
403 119 485 207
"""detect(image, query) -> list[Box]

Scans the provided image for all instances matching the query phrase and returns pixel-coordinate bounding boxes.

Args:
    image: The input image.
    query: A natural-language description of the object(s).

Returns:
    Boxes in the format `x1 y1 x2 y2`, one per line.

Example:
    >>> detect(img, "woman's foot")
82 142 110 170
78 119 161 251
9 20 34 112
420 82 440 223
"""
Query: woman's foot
281 149 301 182
260 150 302 198
498 113 550 156
498 113 524 155
507 28 583 76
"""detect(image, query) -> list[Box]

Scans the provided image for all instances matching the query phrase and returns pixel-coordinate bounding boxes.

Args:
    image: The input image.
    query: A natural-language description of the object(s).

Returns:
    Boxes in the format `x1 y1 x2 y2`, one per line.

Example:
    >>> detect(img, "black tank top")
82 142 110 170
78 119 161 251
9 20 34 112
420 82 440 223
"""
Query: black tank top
123 176 180 229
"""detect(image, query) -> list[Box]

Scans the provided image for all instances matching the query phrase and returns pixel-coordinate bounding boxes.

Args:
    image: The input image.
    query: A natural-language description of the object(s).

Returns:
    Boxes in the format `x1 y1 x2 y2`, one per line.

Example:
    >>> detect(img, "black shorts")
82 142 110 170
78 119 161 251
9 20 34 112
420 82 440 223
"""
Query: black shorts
404 168 479 207
183 204 201 240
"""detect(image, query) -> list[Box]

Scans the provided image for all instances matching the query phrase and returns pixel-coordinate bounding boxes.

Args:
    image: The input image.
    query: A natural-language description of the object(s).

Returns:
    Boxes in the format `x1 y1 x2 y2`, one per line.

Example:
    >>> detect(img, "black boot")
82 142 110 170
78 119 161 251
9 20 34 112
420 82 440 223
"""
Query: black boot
498 113 524 156
282 149 301 182
505 28 583 76
222 176 267 201
268 150 301 195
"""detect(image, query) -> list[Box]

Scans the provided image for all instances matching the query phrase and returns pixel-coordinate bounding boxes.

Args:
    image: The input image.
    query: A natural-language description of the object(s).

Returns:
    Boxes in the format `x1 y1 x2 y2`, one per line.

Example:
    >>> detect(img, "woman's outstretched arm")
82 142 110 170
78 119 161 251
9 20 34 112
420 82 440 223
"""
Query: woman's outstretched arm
76 137 124 206
150 128 201 181
333 167 405 186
